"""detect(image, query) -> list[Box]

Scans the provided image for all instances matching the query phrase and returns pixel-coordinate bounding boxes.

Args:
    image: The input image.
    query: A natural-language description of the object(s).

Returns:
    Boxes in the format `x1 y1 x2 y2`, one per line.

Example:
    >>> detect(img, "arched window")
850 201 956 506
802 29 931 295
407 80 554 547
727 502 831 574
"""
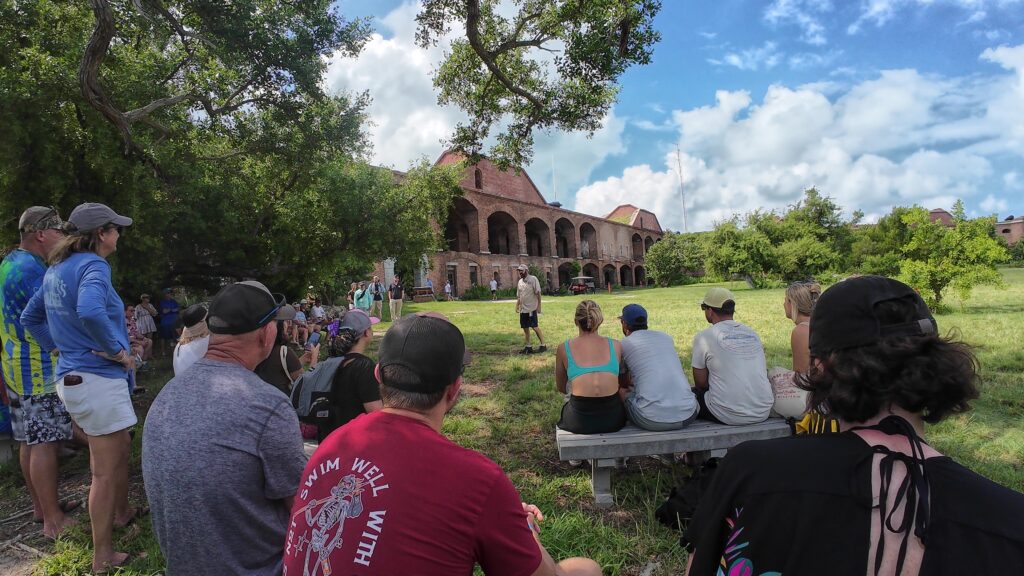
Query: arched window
474 168 483 189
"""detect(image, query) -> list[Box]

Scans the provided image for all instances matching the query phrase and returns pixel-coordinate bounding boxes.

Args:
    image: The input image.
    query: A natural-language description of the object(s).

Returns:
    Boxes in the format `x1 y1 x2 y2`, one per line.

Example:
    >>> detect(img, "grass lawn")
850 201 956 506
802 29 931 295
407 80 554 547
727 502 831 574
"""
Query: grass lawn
2 269 1022 575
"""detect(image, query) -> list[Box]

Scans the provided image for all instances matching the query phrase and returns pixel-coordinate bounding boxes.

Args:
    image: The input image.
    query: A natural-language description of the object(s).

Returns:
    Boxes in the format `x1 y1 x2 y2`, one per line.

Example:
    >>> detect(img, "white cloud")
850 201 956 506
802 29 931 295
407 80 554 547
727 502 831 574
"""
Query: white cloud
324 0 628 195
764 0 833 46
574 44 1024 232
848 0 1022 35
980 193 1009 213
789 50 843 70
709 42 783 71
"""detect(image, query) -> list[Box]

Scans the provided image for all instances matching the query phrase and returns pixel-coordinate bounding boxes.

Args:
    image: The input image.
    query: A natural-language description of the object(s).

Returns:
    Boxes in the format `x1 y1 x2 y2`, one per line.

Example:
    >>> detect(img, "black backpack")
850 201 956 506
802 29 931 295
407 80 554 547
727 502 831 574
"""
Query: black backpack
290 354 352 424
654 458 719 546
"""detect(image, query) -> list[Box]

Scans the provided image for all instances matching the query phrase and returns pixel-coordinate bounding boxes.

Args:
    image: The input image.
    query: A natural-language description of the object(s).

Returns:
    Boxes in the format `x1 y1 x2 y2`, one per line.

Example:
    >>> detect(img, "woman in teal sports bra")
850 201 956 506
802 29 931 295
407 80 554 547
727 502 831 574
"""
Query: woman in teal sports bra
554 300 626 434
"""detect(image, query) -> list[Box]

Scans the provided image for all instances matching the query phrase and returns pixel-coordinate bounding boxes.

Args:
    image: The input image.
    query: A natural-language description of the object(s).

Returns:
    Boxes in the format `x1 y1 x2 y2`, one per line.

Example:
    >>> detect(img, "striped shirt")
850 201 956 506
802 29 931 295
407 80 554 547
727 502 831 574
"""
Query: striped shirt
0 249 55 396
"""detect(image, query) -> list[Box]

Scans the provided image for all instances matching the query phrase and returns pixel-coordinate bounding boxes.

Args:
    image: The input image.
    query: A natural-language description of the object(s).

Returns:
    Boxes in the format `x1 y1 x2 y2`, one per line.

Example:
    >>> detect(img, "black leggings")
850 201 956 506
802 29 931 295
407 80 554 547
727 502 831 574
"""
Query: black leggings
558 394 627 434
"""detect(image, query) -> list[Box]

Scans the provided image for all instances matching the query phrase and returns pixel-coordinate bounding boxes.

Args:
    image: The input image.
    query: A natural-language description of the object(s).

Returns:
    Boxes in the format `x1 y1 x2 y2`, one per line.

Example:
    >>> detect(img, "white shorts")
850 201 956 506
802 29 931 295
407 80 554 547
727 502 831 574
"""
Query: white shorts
57 371 137 436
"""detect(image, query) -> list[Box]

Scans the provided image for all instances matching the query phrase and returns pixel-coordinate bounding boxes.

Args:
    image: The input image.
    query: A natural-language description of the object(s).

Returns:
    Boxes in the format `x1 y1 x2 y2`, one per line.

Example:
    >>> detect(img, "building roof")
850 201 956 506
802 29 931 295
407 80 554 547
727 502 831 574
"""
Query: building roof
929 208 955 227
605 204 663 233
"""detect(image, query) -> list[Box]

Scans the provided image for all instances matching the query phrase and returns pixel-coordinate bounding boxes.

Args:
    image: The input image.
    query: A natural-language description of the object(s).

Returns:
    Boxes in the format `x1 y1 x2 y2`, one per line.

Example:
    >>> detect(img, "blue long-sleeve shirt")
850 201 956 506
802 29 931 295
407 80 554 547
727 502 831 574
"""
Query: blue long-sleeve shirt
21 252 129 380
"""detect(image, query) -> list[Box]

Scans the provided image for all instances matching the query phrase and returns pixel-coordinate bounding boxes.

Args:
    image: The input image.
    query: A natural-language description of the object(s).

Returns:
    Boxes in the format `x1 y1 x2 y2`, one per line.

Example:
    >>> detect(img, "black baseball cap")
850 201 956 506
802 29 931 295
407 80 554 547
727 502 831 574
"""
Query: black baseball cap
181 304 208 329
809 275 937 357
377 314 472 393
207 281 292 335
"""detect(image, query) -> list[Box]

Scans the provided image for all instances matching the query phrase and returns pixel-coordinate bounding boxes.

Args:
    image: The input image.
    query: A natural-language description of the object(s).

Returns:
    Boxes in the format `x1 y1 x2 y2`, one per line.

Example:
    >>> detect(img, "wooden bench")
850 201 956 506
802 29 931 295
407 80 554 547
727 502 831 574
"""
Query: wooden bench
556 418 792 507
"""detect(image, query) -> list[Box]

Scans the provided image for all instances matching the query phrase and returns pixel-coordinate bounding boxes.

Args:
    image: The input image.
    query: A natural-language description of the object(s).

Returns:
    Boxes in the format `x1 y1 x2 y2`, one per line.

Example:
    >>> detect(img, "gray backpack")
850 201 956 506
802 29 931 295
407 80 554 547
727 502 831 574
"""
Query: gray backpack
290 355 347 423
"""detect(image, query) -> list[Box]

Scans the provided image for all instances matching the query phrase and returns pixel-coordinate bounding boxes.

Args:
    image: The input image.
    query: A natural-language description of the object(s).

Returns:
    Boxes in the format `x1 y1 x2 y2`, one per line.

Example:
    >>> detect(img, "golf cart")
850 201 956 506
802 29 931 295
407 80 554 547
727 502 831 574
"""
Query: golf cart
569 276 596 295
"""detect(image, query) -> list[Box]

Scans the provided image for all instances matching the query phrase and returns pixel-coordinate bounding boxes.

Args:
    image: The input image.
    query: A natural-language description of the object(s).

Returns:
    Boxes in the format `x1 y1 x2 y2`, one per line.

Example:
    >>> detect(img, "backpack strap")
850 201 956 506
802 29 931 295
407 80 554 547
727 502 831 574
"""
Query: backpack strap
279 345 289 379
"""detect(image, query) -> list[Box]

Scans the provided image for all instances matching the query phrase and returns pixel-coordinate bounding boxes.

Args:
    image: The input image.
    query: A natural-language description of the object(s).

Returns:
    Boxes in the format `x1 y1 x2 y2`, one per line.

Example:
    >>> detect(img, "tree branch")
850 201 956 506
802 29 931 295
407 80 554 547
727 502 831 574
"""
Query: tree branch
464 0 545 112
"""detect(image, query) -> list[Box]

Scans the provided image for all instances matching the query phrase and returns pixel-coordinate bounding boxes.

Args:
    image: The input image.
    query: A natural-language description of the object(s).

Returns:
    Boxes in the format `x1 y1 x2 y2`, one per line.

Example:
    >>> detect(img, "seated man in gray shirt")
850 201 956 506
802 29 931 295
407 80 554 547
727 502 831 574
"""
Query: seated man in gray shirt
617 304 699 430
143 281 307 576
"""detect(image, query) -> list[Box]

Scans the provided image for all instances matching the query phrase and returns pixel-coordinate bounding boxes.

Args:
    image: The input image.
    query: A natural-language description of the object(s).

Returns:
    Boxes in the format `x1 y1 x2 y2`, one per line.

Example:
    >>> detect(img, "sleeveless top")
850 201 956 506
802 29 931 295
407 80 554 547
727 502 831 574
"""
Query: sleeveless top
564 337 619 382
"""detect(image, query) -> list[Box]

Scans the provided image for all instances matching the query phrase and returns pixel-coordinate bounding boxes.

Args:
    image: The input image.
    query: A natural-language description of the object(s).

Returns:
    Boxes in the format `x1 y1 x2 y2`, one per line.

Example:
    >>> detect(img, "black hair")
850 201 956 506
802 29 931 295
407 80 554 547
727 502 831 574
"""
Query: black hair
801 297 979 424
274 320 290 346
713 300 736 315
379 364 447 411
630 323 648 331
329 328 360 357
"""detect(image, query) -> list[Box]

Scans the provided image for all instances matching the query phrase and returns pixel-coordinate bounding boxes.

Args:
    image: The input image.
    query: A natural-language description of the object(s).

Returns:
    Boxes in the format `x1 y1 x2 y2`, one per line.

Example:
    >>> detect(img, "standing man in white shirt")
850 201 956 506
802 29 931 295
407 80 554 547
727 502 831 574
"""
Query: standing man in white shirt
691 288 773 424
489 277 499 300
515 264 547 354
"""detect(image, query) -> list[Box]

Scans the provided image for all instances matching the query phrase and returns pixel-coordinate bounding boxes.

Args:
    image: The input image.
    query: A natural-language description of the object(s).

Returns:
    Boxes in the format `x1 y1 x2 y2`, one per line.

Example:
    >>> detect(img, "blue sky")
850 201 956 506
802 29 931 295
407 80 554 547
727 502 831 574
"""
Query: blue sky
329 0 1024 231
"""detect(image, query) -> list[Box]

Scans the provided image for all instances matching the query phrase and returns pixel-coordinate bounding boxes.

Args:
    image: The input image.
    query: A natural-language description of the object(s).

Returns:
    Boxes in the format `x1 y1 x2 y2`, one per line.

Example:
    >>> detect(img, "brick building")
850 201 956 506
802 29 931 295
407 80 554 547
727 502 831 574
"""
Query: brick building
996 215 1024 246
377 151 663 297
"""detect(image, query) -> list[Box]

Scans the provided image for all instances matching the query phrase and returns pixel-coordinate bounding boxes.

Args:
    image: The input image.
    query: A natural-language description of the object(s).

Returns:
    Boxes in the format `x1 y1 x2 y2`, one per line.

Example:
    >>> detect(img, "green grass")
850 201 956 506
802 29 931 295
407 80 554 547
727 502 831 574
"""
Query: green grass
4 270 1024 575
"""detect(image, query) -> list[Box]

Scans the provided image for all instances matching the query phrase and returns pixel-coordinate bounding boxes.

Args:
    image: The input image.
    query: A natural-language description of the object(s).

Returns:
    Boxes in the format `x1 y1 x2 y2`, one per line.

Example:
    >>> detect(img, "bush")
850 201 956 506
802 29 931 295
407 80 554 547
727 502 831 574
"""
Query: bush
1010 241 1024 266
461 285 517 301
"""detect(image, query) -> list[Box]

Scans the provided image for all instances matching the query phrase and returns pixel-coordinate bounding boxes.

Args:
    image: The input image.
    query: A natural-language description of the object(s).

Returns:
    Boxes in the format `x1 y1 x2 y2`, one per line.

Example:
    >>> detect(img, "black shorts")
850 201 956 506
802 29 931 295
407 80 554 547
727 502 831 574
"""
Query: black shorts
693 387 725 424
520 311 538 329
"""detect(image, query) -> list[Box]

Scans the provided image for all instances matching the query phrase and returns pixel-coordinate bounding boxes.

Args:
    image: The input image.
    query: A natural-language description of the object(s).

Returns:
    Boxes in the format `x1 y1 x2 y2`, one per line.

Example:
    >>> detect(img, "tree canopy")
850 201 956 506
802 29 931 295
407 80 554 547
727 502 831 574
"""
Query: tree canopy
418 0 661 168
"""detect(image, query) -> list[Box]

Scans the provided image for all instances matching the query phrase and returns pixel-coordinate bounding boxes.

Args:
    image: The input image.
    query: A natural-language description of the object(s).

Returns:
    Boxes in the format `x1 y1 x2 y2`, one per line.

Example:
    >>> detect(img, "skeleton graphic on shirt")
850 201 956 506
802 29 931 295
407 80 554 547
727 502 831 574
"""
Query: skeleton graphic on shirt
291 474 365 576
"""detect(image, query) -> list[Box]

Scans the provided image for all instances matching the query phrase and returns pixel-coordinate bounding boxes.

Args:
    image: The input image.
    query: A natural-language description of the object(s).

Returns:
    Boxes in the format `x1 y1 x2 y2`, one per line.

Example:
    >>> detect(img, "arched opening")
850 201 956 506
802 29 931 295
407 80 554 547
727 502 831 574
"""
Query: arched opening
555 218 577 258
631 233 643 260
444 197 479 253
602 264 616 288
487 211 519 255
645 236 654 252
582 263 599 279
634 266 646 287
620 265 633 286
580 223 598 259
474 167 483 189
558 262 574 290
525 218 551 257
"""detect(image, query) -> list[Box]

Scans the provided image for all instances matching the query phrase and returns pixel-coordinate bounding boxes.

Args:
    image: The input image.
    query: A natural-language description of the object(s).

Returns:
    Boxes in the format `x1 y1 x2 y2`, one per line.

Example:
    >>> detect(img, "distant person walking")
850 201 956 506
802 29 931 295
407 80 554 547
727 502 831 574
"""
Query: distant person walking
516 264 546 354
388 275 404 321
490 277 498 300
444 279 453 301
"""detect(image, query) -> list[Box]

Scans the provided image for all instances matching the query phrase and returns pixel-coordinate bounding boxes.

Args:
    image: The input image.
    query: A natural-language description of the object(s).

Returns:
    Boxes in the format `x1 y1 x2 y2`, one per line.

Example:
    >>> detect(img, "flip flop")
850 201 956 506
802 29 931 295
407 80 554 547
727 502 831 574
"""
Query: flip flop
33 499 83 523
114 505 150 528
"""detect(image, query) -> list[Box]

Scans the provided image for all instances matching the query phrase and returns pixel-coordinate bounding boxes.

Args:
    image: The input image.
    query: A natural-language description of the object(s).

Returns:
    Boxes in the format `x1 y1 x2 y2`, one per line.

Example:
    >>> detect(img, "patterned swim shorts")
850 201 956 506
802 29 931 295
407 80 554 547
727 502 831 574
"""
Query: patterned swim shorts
7 389 72 445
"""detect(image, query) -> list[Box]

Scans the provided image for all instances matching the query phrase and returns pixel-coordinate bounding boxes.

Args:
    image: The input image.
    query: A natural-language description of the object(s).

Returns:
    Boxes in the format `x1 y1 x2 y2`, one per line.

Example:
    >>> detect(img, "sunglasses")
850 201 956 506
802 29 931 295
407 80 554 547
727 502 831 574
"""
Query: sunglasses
104 224 124 234
256 303 284 327
700 303 709 310
23 207 64 233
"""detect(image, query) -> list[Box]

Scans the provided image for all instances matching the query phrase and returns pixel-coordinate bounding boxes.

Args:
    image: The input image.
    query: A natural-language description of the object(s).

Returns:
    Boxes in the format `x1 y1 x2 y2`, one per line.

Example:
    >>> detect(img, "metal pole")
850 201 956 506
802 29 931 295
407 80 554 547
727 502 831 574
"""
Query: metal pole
675 147 688 233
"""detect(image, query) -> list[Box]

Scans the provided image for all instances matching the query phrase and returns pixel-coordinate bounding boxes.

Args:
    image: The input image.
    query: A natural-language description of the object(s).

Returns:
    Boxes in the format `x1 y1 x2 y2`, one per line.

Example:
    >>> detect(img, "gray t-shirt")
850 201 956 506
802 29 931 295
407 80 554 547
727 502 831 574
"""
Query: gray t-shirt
142 358 306 576
691 321 774 425
621 329 698 424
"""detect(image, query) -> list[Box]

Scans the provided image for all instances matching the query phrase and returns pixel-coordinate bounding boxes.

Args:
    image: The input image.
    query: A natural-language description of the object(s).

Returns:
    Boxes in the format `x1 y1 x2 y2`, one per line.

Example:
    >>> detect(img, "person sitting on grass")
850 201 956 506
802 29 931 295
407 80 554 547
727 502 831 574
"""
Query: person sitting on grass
685 275 1024 576
690 288 774 425
617 304 699 431
767 280 821 419
285 312 602 576
554 300 626 434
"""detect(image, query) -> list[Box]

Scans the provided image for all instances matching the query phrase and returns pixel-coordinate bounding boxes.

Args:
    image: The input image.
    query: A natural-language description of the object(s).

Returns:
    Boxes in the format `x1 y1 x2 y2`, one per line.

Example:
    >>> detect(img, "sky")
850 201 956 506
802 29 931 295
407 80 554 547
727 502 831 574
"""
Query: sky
327 0 1024 232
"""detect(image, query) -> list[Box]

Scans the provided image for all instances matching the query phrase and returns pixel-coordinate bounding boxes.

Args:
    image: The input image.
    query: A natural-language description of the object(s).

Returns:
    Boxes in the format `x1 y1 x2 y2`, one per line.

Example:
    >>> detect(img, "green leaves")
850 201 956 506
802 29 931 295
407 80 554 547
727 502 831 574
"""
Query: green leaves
898 208 1008 310
418 0 660 168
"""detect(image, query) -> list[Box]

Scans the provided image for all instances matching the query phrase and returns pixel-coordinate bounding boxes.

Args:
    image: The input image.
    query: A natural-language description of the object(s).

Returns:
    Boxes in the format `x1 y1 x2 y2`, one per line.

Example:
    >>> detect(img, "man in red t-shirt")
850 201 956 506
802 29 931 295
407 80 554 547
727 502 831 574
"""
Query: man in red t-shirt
283 313 601 576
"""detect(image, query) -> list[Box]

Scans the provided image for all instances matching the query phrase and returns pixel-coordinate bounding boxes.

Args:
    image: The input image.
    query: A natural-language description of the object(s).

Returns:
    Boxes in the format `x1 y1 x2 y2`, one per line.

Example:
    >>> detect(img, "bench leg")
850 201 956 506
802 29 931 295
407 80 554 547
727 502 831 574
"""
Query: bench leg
591 459 615 508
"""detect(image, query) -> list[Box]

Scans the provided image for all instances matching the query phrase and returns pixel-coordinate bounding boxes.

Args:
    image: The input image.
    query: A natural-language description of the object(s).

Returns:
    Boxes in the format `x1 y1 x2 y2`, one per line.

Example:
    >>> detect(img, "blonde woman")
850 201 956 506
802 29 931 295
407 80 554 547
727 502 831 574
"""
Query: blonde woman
554 300 626 434
768 281 821 418
22 203 141 574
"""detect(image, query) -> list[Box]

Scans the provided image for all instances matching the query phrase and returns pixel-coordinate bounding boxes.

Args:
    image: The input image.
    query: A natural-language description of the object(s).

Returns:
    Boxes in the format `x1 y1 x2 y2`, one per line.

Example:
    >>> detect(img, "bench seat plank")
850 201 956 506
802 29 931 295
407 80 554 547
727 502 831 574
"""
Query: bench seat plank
556 419 792 461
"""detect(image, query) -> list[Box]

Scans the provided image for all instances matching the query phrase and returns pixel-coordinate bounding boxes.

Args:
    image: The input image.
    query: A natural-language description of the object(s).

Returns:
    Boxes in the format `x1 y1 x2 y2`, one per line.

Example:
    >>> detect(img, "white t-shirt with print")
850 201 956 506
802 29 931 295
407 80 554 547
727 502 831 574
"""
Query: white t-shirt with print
691 321 773 424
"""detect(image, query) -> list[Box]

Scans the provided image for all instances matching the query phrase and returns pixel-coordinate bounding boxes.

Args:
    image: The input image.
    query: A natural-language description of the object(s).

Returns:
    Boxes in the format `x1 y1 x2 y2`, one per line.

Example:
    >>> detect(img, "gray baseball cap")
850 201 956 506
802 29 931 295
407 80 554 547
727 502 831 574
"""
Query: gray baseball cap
68 203 133 233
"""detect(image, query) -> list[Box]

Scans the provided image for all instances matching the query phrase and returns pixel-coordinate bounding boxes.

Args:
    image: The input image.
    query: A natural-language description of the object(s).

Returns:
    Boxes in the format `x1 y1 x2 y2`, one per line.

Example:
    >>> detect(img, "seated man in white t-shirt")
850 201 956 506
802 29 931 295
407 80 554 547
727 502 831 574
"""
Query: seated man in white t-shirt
617 304 699 431
690 288 773 425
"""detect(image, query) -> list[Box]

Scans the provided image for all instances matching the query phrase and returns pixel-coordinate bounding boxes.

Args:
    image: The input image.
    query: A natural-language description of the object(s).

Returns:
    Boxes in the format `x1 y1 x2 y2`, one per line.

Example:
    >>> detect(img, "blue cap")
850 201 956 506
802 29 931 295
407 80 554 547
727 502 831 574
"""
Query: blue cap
618 304 648 328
